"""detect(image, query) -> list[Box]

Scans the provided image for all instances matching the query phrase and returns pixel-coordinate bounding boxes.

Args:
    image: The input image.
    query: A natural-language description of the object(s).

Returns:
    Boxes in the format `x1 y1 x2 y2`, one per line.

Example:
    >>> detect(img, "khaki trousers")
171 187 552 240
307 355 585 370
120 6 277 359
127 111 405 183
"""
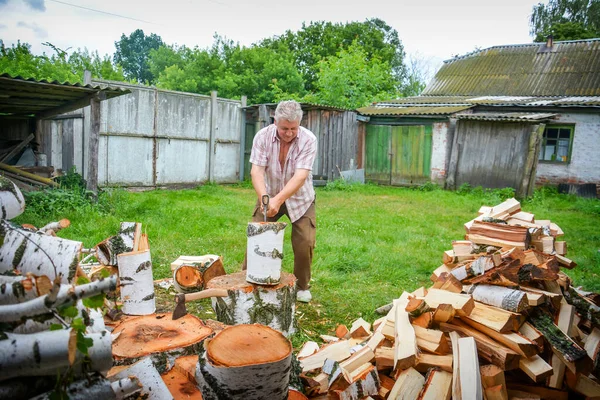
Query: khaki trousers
242 201 316 291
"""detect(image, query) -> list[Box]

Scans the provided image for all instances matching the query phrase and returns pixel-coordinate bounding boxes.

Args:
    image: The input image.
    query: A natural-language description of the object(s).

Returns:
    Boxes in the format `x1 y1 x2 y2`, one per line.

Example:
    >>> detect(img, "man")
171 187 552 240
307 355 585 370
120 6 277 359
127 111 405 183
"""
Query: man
244 100 317 303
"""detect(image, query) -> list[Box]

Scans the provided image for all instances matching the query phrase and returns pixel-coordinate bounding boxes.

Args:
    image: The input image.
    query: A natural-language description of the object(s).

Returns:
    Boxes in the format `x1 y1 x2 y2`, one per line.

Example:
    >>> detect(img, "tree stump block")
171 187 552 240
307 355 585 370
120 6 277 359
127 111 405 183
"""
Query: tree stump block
172 255 225 294
207 271 297 336
196 324 293 400
111 313 213 373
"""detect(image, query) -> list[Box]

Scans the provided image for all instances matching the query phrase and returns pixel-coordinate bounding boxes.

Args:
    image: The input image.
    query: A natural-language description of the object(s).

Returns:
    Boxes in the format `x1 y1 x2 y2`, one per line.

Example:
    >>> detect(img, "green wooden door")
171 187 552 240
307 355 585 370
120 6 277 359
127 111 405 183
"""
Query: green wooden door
365 124 391 184
243 122 257 180
390 125 432 185
365 124 432 186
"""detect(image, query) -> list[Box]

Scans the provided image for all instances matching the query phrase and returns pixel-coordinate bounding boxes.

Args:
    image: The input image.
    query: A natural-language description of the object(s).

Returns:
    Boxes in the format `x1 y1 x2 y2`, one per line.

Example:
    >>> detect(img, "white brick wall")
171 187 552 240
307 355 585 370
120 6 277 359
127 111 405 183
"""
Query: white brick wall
536 113 600 185
430 121 451 185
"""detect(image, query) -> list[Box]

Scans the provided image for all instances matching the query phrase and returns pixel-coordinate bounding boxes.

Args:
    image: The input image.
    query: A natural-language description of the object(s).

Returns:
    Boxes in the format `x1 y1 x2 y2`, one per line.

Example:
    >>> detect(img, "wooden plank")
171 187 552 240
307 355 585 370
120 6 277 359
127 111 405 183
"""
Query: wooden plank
413 325 450 355
417 369 452 400
485 198 521 219
394 295 418 370
388 367 425 400
462 318 537 357
0 133 34 163
510 211 535 223
518 322 544 351
464 301 524 333
449 331 461 400
415 354 453 373
457 337 483 400
423 288 475 317
519 355 554 383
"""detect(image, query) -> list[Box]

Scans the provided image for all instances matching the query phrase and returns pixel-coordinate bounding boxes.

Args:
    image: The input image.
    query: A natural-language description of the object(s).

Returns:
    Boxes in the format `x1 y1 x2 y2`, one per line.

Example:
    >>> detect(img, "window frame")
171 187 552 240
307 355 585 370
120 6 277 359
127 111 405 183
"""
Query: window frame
538 124 575 164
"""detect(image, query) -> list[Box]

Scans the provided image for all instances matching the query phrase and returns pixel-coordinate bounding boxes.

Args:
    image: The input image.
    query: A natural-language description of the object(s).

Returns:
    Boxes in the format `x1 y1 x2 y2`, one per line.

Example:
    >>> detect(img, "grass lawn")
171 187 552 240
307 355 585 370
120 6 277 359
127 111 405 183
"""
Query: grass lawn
15 182 600 346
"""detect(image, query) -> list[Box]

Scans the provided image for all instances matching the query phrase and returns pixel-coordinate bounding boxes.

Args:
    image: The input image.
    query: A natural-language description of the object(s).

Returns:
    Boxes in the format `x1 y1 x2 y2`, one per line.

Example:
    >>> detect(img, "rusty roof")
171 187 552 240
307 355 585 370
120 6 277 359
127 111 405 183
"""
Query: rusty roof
356 104 473 116
372 95 600 108
423 39 600 97
0 73 129 117
455 112 557 122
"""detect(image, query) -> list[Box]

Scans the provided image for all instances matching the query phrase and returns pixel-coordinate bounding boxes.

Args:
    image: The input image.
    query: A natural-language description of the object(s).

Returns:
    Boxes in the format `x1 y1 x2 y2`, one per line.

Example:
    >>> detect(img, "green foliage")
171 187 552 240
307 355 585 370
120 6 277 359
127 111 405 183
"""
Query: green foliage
323 179 360 192
530 0 600 40
0 40 125 83
114 29 164 83
303 41 399 109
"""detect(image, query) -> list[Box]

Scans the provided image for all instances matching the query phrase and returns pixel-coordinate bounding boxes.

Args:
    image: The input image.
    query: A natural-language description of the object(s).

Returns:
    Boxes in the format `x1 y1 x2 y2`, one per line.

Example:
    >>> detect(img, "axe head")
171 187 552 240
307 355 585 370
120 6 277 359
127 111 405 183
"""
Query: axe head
172 293 187 320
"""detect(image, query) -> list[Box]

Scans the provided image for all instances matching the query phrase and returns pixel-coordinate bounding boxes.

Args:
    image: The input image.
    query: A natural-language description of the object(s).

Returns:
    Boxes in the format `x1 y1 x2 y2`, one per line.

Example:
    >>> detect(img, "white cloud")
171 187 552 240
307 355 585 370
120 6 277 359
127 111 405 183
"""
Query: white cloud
17 21 48 38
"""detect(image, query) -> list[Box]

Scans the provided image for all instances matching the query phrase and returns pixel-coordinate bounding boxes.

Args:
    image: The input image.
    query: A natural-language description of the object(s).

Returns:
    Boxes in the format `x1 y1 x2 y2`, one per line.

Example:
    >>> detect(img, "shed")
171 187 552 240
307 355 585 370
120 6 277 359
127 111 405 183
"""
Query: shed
242 103 362 182
0 72 129 192
358 38 600 197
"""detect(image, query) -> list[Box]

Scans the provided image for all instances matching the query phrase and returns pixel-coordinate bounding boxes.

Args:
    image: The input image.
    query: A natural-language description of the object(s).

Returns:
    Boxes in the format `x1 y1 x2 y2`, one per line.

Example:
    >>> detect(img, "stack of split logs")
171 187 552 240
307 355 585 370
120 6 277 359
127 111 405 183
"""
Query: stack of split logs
297 198 600 400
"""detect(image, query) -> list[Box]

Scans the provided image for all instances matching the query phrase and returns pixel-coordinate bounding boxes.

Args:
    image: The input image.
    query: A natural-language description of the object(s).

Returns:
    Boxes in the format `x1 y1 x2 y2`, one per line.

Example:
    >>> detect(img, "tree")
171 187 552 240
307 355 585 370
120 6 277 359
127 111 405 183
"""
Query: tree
401 52 436 97
530 0 600 41
303 41 399 109
260 18 406 92
114 29 164 83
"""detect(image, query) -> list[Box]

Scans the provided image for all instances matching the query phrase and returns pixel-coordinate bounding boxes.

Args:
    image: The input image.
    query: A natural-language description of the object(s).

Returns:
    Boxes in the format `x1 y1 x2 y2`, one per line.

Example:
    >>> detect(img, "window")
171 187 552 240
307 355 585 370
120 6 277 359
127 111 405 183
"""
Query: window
539 125 574 163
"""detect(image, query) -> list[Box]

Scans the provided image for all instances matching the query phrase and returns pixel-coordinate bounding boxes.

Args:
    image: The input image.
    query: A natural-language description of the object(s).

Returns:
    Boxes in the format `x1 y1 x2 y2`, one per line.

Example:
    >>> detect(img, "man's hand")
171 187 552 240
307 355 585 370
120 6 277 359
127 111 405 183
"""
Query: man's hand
267 196 283 217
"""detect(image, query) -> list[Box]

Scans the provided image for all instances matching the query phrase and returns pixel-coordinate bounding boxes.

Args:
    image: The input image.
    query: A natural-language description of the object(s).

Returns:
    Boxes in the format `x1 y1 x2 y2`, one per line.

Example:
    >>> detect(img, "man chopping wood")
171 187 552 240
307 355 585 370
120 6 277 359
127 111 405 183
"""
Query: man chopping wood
243 100 317 303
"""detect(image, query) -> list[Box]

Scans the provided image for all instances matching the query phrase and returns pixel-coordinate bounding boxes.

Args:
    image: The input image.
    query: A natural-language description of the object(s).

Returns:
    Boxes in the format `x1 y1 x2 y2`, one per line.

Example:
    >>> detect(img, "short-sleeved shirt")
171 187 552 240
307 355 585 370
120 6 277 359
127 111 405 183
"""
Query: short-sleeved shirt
249 124 317 222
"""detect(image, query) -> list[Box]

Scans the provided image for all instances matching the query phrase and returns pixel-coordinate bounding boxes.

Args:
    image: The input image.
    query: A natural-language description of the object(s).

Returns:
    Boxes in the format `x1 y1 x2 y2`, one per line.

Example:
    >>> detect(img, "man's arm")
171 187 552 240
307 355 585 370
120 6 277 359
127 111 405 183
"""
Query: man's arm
268 169 310 216
250 164 268 200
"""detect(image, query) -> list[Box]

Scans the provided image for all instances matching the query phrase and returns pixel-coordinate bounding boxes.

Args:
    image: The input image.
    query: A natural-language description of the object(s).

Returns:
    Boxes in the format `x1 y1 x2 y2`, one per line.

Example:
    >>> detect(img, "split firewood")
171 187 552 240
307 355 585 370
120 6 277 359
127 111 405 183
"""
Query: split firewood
0 274 52 304
449 331 461 400
483 198 521 219
417 368 452 400
412 311 433 328
464 301 525 332
172 255 225 294
0 176 25 220
95 222 139 266
520 286 562 309
110 357 173 400
430 264 452 282
161 363 202 400
336 325 349 339
0 220 82 283
467 284 529 313
406 297 430 318
564 369 600 398
111 313 212 373
433 304 456 324
563 286 600 326
461 318 537 357
519 355 554 383
117 249 155 315
480 364 508 400
440 320 520 371
206 271 297 336
196 324 293 400
300 340 351 372
298 341 320 359
584 327 600 375
433 272 463 293
339 345 375 381
505 383 568 400
394 293 418 370
332 363 379 400
457 336 483 400
423 288 475 316
414 354 453 373
0 275 116 322
388 367 425 400
38 219 70 235
374 346 394 369
450 256 495 282
349 318 371 338
413 325 450 355
467 221 531 249
0 328 112 381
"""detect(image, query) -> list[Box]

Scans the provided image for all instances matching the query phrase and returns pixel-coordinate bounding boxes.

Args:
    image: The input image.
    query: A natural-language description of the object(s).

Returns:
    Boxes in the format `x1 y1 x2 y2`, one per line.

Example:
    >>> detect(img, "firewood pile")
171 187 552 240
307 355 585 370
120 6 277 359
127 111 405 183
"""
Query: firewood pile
296 198 600 400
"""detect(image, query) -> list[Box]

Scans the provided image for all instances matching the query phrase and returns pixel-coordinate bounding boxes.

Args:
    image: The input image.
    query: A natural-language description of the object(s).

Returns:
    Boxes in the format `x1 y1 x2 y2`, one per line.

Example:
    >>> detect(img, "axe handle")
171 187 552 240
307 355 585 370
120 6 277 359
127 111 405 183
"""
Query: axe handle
183 288 229 303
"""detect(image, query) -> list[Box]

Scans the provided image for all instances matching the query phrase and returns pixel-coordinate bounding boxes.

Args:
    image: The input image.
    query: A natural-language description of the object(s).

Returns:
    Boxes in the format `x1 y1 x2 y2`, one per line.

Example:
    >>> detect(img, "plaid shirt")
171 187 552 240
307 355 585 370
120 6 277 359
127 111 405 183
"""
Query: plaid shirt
250 124 317 222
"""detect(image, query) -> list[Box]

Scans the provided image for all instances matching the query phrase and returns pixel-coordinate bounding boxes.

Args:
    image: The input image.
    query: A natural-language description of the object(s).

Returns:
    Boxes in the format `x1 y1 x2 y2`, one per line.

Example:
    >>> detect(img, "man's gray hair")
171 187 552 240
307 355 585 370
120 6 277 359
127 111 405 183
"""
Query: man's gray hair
275 100 303 122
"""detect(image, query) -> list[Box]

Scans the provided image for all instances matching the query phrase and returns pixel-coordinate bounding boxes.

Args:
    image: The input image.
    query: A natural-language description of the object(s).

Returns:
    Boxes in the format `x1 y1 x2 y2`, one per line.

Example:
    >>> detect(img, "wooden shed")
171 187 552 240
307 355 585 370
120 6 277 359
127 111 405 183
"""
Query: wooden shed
242 103 363 183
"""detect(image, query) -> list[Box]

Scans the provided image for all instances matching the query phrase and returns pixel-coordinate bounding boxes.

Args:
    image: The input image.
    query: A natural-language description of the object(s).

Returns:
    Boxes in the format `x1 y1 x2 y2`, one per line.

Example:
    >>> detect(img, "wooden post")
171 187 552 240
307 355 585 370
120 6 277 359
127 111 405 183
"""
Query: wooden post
209 90 218 183
520 123 545 198
445 120 462 190
86 92 103 195
239 95 247 182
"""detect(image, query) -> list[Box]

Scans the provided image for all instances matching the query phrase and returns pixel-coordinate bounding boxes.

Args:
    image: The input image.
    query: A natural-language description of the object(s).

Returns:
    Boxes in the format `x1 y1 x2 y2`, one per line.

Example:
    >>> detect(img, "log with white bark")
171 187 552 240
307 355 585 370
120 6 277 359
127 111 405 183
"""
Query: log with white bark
0 328 112 381
0 220 82 283
0 274 52 305
111 357 172 400
95 222 138 266
246 222 287 284
172 255 225 294
467 284 529 313
117 249 155 315
38 219 71 235
28 374 140 400
197 324 293 400
0 376 55 400
207 271 297 336
0 275 117 322
12 299 106 334
0 176 25 220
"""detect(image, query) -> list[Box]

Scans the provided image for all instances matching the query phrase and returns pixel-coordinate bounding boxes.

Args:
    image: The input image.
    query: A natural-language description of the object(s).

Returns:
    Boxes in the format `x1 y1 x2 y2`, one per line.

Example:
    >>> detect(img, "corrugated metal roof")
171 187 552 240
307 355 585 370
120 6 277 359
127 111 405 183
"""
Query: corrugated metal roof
244 102 353 112
356 105 473 116
0 73 130 117
455 112 557 122
370 95 600 108
422 39 600 97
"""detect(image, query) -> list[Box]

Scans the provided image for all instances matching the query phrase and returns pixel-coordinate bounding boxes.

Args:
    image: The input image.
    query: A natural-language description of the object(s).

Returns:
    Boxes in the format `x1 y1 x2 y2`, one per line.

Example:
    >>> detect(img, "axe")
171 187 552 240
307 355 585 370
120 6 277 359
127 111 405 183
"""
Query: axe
172 288 228 320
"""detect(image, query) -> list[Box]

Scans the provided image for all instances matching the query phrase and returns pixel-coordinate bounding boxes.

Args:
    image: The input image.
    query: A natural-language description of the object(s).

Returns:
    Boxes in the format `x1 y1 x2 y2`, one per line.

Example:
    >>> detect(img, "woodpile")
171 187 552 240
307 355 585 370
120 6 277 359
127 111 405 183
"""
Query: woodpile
296 198 600 400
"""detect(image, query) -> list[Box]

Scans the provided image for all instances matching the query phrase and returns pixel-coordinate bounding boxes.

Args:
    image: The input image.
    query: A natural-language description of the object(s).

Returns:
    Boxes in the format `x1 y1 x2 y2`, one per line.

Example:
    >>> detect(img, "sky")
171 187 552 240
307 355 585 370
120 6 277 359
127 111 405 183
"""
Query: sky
0 0 545 76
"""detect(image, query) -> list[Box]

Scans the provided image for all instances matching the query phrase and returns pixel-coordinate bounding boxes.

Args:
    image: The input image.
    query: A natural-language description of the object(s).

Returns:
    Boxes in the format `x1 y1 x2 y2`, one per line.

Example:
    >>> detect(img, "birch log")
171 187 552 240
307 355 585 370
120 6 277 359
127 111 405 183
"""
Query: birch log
196 324 293 400
0 176 25 220
172 255 225 294
29 374 139 400
0 328 112 381
117 249 155 315
0 274 52 304
111 357 172 400
207 271 297 336
0 275 117 322
246 222 287 285
96 222 137 266
0 220 82 283
468 284 529 313
111 313 212 373
38 219 71 235
12 299 106 334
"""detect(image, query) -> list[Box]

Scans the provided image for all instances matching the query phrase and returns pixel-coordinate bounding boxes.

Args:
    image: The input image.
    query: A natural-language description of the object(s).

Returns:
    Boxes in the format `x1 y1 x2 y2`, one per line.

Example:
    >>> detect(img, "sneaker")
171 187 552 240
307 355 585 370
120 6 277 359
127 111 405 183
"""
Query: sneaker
297 290 312 303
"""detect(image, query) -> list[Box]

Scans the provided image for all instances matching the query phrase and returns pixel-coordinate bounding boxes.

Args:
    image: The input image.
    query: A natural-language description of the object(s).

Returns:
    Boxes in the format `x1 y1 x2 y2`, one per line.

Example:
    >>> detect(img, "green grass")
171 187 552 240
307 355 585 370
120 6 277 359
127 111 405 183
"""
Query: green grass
15 181 600 346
